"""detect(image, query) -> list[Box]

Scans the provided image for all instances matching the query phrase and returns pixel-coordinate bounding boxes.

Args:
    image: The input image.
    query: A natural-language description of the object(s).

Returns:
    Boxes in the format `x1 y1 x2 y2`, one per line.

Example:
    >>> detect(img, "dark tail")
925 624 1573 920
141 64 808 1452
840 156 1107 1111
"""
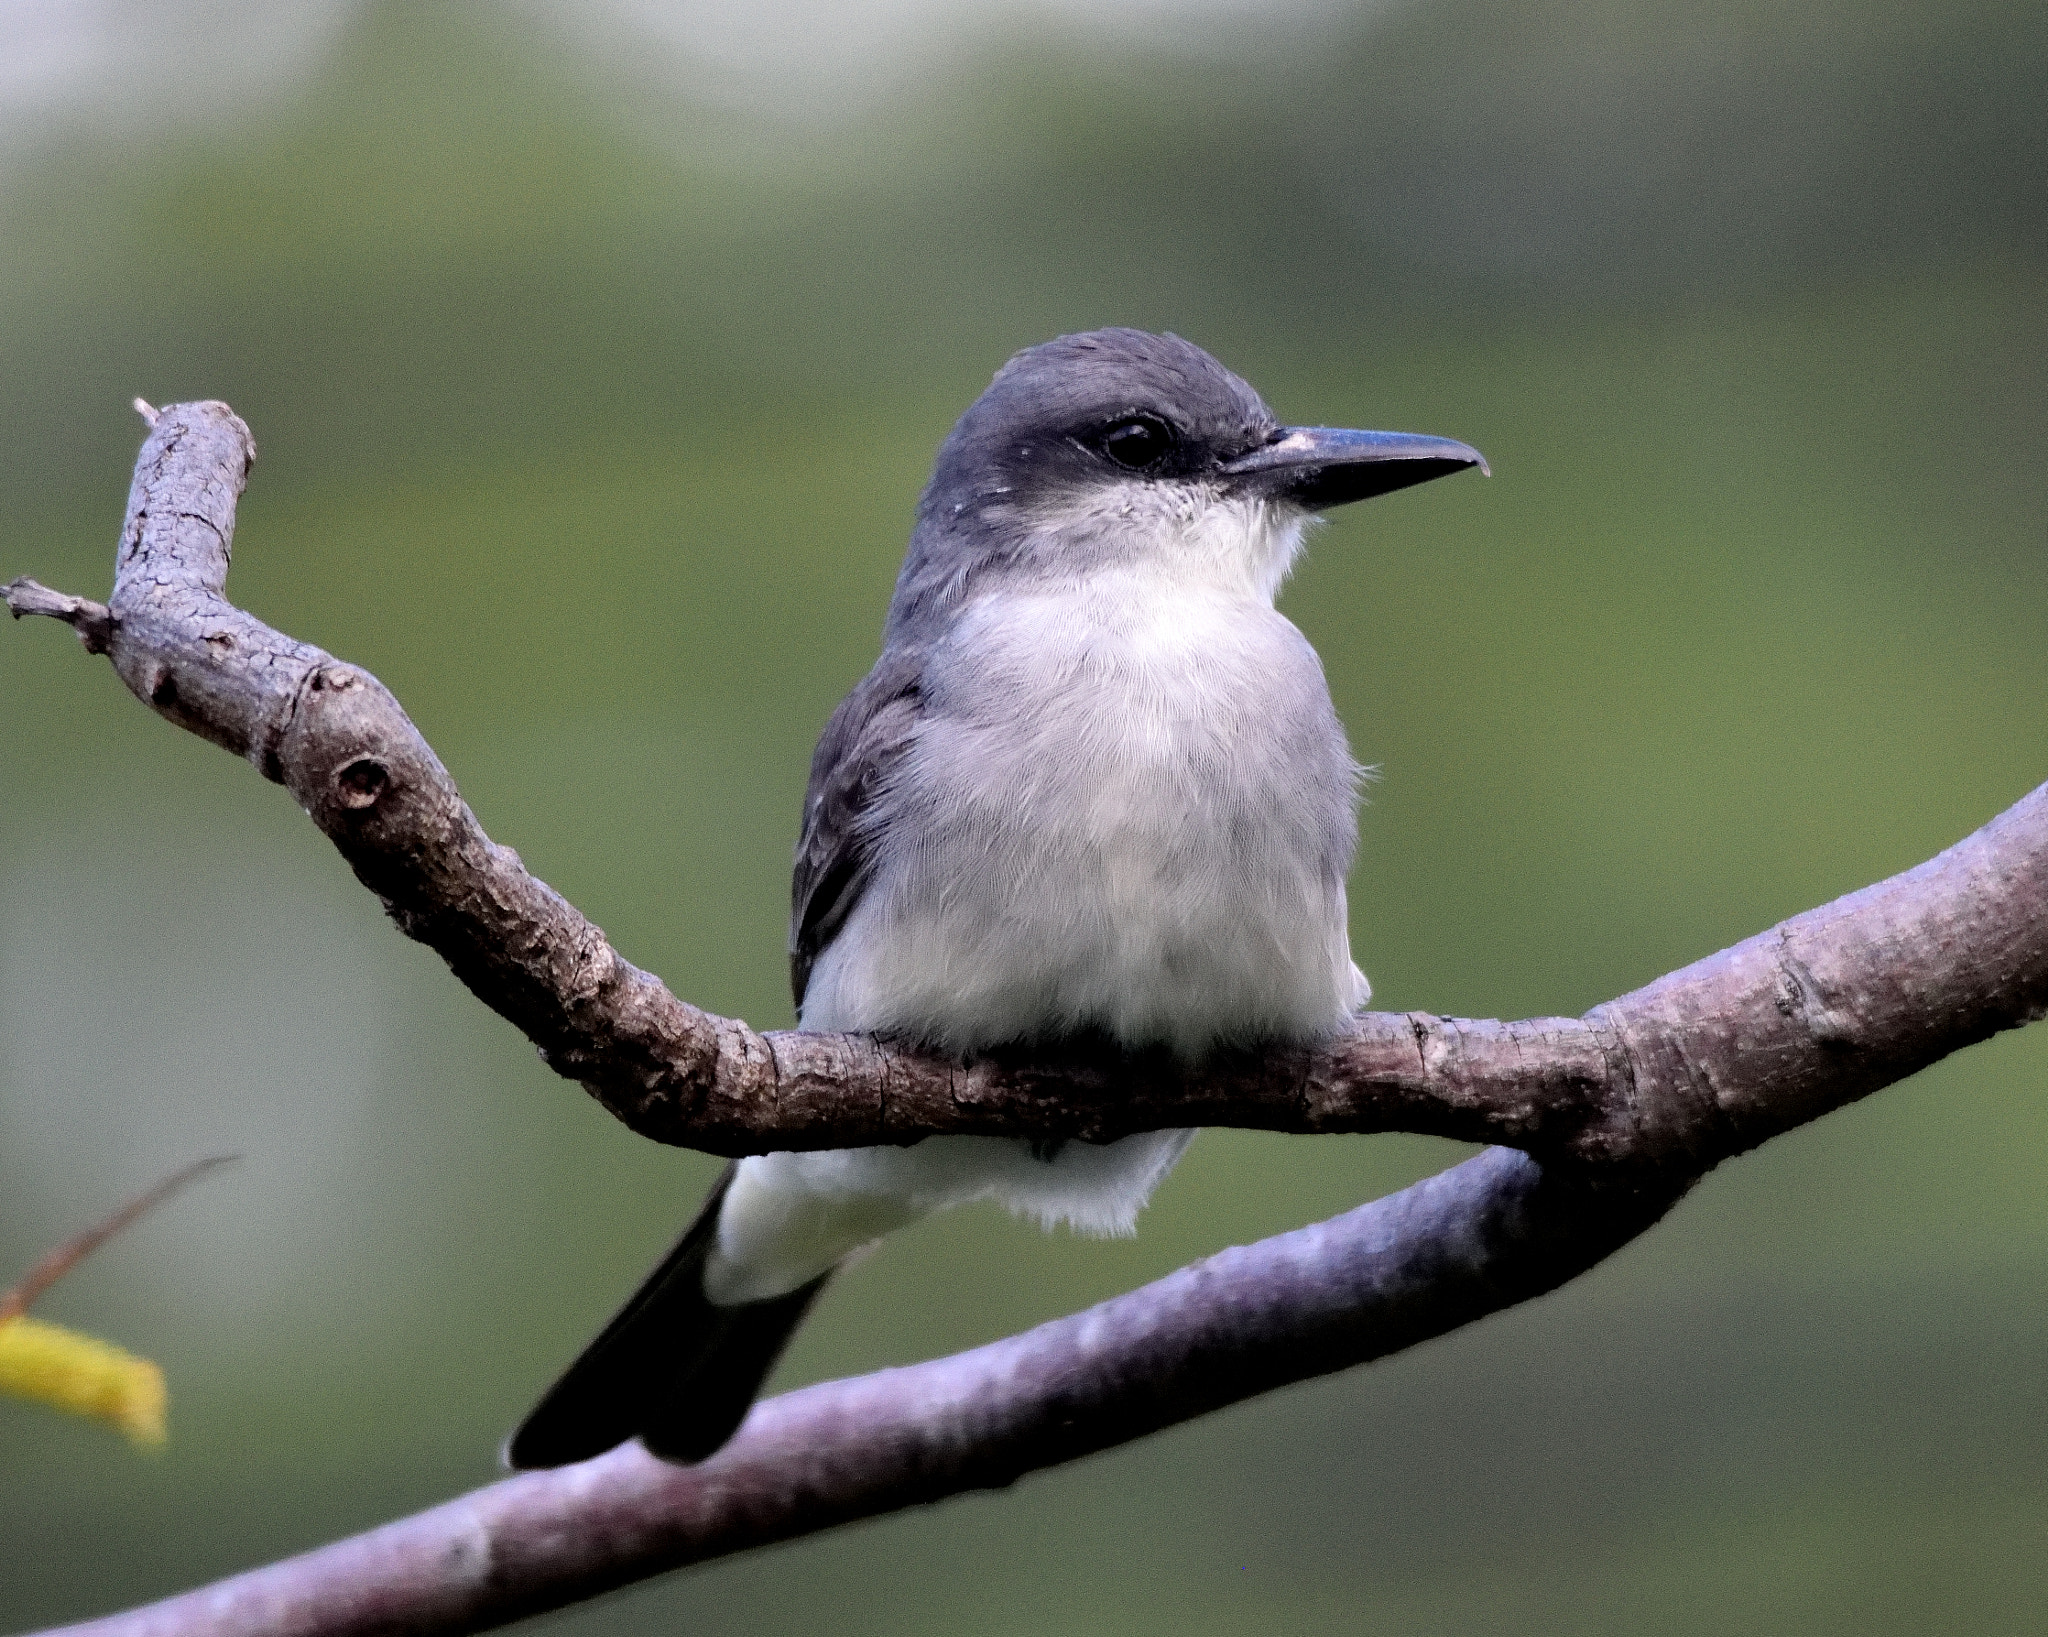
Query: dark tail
504 1164 830 1469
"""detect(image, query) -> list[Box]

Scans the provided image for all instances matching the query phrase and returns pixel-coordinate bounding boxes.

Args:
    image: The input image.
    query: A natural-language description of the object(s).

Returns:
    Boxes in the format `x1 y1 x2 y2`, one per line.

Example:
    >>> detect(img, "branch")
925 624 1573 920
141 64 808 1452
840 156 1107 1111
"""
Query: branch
42 1150 1671 1637
7 401 2045 1635
3 577 112 654
6 405 2044 1178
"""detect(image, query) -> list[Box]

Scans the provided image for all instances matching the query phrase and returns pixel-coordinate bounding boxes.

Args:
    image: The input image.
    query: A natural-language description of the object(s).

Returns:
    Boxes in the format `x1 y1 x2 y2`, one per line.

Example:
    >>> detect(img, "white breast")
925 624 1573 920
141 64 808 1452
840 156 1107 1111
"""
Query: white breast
801 558 1367 1057
711 492 1371 1300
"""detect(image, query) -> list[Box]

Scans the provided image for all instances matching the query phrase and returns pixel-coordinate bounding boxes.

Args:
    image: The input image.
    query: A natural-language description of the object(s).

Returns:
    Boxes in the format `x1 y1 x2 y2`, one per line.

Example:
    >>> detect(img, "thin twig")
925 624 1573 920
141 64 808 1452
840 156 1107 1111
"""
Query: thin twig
3 576 116 654
0 1156 237 1326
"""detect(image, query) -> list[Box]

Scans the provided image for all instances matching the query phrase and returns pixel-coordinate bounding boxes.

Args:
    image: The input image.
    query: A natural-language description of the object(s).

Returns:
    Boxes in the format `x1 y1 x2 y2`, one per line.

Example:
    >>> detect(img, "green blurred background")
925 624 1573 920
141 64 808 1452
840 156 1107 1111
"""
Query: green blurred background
2 1 2044 1630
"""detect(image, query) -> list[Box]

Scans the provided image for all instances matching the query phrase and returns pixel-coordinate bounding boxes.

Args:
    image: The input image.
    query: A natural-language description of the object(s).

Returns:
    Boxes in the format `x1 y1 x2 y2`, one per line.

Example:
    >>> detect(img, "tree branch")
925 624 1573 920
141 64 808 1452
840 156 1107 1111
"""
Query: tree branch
7 401 2045 1635
7 406 2045 1178
42 1150 1673 1637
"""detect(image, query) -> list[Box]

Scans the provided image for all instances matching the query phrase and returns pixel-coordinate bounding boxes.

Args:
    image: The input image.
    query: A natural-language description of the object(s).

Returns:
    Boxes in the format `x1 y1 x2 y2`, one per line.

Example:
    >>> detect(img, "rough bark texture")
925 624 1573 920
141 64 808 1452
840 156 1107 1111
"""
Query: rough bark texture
5 401 2044 1636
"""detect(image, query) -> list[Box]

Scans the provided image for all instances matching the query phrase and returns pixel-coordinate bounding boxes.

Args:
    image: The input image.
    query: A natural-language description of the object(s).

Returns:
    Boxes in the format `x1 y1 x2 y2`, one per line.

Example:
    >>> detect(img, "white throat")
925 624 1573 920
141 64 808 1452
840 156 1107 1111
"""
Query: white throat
1025 482 1315 606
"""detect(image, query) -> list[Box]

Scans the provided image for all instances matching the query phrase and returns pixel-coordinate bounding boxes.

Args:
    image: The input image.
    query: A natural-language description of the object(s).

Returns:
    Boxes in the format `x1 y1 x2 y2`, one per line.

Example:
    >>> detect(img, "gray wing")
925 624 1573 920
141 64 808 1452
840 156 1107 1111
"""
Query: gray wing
790 646 925 1012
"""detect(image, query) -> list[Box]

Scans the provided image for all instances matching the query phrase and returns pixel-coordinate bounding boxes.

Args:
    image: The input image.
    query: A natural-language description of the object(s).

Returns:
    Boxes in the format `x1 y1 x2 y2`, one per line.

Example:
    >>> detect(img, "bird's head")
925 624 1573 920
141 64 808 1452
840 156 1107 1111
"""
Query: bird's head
892 328 1485 630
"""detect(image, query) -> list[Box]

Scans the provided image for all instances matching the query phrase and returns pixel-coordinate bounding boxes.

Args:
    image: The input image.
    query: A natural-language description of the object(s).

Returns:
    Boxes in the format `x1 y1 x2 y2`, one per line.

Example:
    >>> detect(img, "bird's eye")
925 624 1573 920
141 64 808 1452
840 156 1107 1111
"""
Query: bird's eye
1100 415 1174 470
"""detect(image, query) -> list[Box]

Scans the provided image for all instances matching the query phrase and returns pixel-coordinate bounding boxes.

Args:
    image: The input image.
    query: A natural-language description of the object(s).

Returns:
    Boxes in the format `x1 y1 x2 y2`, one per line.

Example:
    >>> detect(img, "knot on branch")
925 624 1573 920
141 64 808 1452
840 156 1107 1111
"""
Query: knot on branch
334 757 390 809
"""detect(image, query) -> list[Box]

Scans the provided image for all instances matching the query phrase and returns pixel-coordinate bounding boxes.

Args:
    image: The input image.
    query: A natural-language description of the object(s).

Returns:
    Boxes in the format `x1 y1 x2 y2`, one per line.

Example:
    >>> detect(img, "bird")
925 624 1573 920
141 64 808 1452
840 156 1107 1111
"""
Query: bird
504 328 1485 1469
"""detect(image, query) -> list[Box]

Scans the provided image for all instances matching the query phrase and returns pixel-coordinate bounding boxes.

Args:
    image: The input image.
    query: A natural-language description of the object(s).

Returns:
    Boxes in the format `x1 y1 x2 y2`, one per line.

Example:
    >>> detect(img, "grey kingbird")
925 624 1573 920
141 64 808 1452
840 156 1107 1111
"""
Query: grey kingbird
507 328 1485 1468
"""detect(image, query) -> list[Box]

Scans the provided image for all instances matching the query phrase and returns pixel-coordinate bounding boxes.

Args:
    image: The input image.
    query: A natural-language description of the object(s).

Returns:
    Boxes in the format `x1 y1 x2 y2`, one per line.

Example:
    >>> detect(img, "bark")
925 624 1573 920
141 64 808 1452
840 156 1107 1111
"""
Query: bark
6 400 2044 1636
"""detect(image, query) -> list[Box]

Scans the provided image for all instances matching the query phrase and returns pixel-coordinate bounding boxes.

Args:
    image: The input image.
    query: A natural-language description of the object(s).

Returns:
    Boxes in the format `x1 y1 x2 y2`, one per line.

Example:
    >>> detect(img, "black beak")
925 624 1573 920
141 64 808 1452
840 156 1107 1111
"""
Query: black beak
1219 427 1489 509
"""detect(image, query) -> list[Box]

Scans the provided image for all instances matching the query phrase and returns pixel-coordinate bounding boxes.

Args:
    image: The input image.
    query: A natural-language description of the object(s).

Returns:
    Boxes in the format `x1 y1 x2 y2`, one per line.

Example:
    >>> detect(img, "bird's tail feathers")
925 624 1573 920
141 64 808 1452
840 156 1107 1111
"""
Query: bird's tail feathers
504 1163 830 1469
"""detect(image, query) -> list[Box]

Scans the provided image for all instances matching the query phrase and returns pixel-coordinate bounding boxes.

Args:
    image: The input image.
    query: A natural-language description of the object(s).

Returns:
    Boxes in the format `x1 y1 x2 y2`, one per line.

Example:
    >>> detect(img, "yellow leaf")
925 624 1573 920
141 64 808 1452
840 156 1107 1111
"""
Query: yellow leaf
0 1315 168 1448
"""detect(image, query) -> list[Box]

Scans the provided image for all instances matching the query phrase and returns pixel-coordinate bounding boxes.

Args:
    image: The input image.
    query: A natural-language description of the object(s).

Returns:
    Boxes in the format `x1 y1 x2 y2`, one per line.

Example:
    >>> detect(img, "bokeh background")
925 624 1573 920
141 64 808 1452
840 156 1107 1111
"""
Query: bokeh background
2 1 2045 1630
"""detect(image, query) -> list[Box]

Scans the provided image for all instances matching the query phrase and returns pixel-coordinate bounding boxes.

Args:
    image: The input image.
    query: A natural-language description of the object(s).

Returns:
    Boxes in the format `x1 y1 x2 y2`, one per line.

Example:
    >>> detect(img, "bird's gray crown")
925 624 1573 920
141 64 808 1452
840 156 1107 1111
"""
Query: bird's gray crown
919 328 1278 524
889 329 1282 636
885 327 1487 641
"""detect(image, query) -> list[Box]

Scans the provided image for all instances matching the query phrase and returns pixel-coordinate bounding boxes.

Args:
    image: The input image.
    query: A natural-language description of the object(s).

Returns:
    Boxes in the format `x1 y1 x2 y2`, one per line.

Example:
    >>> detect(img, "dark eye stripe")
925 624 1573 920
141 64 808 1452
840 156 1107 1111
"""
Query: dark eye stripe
1101 416 1173 470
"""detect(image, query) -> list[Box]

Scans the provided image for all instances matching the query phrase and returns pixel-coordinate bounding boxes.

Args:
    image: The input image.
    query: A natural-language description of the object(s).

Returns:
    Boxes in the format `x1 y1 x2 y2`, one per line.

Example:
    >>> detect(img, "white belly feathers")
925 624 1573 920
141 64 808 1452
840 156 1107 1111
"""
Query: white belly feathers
799 575 1367 1056
707 563 1367 1305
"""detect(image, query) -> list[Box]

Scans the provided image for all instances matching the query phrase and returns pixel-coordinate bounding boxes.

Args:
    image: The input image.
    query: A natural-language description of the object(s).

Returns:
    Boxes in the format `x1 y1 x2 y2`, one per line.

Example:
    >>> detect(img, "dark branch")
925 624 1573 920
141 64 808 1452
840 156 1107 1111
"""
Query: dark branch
8 401 2045 1636
44 1151 1676 1637
5 404 2044 1180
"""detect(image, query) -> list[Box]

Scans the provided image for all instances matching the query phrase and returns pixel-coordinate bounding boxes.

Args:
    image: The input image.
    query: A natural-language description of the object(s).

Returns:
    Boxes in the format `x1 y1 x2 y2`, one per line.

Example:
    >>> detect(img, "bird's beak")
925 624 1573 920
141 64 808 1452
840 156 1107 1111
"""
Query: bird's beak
1219 427 1489 509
